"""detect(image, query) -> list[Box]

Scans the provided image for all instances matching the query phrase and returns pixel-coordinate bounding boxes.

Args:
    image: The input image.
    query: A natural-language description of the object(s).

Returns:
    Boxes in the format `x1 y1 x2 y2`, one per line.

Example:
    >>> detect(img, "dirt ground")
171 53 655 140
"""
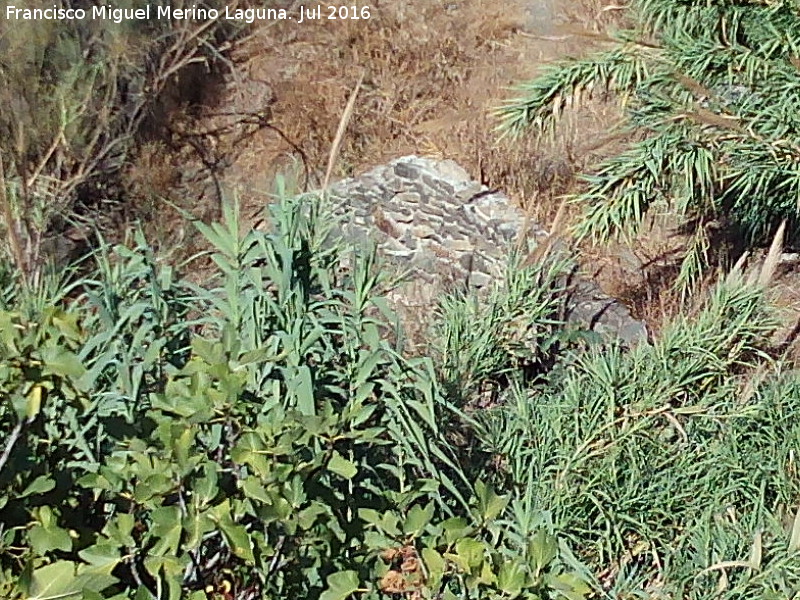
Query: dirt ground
208 0 624 199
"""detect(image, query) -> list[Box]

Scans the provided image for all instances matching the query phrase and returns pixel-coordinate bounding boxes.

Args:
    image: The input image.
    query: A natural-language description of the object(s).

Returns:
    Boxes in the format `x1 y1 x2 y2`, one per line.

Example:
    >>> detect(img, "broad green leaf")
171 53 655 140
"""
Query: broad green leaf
75 473 112 493
298 502 329 530
545 572 592 600
172 426 195 471
379 512 402 537
231 433 270 477
455 538 485 570
221 520 254 563
41 346 85 379
142 556 185 600
133 473 173 503
28 561 80 600
104 513 135 547
78 544 122 568
183 509 215 549
190 337 225 366
150 389 210 420
241 477 272 505
440 517 471 545
73 562 119 595
497 560 527 597
21 476 56 498
29 524 72 555
358 508 383 527
444 550 470 573
260 495 293 522
352 382 376 409
477 559 496 586
150 506 182 556
328 451 357 480
214 503 255 563
475 481 509 523
403 503 434 538
52 312 82 342
422 547 446 587
319 570 360 600
193 463 219 507
364 530 396 551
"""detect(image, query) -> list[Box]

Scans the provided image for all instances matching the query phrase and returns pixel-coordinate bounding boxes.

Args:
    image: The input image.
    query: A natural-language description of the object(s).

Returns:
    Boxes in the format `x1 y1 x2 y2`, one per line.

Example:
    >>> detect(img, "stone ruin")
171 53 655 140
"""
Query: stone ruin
324 155 648 346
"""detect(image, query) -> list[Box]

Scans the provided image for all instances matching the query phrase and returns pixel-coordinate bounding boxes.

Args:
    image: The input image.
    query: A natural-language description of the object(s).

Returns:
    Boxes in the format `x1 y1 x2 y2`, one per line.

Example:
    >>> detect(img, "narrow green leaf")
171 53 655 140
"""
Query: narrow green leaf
529 530 558 575
788 505 800 553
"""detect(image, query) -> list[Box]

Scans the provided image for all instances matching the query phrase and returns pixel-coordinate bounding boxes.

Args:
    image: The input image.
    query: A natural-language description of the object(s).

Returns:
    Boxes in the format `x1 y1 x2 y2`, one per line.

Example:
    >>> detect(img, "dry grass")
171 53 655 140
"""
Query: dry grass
222 0 622 210
119 0 624 212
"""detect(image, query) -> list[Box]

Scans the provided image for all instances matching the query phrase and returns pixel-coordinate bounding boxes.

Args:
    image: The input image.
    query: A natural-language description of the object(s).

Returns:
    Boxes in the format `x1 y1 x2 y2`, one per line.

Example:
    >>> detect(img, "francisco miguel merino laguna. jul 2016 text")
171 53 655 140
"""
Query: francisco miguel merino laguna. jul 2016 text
3 4 366 24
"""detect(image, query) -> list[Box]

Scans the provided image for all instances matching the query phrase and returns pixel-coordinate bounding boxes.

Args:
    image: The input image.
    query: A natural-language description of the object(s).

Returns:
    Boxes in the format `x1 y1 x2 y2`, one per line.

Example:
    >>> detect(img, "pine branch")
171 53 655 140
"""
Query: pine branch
495 44 662 139
570 133 679 243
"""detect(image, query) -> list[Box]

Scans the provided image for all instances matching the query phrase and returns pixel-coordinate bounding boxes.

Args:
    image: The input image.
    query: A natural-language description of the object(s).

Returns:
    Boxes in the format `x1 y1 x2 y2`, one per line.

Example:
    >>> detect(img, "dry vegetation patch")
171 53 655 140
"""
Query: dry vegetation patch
220 0 623 208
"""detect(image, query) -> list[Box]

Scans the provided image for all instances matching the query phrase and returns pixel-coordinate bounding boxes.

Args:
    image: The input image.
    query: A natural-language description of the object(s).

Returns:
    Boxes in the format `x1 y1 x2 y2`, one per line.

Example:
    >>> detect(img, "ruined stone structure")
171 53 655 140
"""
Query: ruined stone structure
324 155 648 346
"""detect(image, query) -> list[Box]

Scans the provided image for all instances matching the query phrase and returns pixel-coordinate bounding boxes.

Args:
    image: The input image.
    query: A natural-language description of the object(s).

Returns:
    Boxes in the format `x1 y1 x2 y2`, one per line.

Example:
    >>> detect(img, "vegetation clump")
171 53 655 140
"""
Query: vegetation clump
2 1 800 598
499 0 800 291
0 194 591 599
0 189 799 599
0 0 245 284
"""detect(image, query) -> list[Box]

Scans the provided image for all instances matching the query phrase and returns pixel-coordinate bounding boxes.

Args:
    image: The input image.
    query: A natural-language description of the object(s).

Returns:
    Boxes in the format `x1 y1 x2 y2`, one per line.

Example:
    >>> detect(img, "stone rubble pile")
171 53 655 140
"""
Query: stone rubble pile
324 155 648 346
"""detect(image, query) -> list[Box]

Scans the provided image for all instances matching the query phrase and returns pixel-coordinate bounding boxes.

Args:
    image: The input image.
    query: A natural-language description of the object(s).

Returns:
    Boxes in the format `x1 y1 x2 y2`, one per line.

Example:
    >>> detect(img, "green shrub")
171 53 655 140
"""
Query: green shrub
0 192 589 599
498 0 800 291
432 251 574 407
475 262 800 598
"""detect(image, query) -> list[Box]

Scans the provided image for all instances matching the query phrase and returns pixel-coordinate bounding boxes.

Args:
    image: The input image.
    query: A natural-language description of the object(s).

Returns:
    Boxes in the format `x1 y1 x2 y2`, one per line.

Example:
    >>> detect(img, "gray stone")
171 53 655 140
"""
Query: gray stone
322 155 648 346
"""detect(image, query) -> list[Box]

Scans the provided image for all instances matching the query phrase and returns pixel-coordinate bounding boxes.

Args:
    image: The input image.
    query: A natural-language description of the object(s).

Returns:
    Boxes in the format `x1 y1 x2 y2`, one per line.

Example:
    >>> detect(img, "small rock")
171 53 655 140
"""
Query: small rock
413 225 437 239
